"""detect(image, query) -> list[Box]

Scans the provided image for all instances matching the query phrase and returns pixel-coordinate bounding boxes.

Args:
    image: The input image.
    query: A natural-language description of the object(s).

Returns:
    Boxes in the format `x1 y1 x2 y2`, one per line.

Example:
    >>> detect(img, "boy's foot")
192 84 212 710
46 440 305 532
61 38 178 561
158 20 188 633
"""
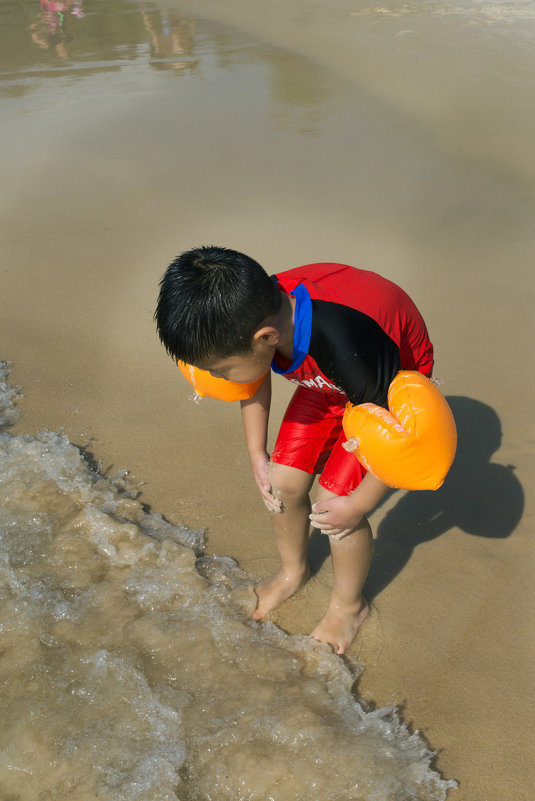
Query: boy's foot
252 568 310 620
310 597 369 655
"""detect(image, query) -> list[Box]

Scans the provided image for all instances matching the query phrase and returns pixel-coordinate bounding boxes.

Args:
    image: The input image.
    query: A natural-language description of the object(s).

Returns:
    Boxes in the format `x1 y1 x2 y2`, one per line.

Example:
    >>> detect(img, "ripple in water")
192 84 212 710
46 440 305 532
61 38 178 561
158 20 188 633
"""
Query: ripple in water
0 362 456 800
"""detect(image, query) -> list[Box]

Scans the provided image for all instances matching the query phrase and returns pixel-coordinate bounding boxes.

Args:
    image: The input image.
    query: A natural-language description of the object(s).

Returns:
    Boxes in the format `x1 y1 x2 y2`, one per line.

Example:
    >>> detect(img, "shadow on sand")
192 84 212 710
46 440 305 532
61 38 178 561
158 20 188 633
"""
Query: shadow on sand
309 396 525 600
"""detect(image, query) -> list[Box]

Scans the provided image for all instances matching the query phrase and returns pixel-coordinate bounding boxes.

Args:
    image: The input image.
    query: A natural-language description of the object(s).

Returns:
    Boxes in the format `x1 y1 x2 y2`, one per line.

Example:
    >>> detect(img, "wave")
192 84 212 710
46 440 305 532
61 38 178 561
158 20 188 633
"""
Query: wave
0 361 456 801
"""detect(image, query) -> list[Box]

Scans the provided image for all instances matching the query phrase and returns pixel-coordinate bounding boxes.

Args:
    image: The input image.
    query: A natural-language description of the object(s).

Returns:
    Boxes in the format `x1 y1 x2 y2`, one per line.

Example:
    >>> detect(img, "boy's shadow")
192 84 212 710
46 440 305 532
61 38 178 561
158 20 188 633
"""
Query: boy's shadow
309 397 525 600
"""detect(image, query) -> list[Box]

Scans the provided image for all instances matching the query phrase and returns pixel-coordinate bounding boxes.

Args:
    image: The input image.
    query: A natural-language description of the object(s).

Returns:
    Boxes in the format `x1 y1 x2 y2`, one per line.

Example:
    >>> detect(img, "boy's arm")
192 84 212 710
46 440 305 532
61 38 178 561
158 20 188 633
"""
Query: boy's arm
240 372 282 512
309 472 390 539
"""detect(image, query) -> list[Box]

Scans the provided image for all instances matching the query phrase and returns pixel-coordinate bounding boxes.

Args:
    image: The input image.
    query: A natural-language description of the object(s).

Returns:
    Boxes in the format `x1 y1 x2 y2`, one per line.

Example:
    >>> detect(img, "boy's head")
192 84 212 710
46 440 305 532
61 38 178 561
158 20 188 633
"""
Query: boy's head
155 246 282 367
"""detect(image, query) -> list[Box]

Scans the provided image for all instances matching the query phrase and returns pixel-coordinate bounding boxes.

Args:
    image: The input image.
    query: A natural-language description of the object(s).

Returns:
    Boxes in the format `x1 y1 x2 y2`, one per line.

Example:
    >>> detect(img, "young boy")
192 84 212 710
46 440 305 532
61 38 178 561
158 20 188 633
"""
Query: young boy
155 246 434 655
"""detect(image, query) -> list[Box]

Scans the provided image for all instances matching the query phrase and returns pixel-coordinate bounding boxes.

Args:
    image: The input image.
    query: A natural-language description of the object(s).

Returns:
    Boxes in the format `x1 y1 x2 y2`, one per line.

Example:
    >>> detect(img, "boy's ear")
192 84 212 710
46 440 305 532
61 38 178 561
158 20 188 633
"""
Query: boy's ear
253 325 280 346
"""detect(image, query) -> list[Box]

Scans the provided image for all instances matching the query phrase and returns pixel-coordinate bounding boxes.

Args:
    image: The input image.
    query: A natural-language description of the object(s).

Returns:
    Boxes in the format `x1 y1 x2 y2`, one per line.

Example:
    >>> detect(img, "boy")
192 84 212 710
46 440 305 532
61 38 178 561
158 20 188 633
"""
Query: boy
155 246 433 654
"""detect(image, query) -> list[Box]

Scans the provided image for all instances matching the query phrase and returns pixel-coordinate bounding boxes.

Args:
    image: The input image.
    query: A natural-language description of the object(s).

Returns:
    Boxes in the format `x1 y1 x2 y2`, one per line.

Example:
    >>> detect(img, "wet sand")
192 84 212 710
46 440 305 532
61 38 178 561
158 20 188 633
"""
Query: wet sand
2 0 535 798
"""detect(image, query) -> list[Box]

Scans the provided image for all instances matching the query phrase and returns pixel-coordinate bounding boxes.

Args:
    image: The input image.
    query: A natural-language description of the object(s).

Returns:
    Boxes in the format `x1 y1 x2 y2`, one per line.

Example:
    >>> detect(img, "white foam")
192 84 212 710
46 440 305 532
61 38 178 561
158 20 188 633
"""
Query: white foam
0 363 456 800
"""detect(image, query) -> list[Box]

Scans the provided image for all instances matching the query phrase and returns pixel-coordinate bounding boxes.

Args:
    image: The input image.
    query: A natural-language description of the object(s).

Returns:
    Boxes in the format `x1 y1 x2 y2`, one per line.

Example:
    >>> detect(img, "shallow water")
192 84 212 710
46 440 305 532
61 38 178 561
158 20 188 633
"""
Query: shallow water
0 363 456 799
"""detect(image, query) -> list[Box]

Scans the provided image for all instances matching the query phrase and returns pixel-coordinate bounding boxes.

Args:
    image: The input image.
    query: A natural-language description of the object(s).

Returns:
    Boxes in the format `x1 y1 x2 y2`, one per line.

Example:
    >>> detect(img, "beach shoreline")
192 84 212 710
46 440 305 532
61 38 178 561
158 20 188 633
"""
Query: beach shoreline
1 1 534 797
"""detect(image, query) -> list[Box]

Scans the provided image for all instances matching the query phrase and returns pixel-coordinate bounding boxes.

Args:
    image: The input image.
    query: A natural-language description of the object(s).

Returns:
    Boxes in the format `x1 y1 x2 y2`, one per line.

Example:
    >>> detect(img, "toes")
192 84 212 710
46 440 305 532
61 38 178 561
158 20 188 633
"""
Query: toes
251 588 263 620
309 636 334 654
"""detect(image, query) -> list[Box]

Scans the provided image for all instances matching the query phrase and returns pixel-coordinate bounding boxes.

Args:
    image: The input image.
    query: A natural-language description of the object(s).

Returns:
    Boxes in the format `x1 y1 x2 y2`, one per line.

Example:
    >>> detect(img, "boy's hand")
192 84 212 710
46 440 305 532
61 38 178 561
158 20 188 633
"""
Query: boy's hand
251 452 283 513
309 496 364 540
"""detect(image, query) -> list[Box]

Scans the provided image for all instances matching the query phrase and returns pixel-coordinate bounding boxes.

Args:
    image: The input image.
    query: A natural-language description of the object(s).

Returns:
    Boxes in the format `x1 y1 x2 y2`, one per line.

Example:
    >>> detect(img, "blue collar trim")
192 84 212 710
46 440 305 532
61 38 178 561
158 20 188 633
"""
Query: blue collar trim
271 283 312 374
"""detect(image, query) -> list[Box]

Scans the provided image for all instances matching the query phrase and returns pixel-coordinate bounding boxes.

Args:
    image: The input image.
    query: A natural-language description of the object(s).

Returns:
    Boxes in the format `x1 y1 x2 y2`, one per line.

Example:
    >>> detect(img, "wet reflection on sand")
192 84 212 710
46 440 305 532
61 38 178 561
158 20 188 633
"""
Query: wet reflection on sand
3 0 333 135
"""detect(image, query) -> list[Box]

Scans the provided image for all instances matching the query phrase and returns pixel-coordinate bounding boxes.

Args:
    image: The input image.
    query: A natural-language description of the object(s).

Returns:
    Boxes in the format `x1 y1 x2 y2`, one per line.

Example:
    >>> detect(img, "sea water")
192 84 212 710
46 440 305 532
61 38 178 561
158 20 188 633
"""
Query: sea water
0 362 457 800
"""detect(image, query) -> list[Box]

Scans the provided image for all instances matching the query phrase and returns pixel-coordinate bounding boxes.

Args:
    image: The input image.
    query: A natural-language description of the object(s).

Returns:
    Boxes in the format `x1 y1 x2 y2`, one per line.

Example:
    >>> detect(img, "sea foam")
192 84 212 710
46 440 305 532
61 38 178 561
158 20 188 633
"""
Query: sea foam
0 362 456 800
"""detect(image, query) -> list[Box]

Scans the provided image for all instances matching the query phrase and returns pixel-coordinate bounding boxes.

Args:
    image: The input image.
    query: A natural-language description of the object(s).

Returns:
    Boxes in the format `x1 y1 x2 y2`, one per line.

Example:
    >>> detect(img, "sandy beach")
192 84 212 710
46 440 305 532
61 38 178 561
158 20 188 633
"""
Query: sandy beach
1 0 534 798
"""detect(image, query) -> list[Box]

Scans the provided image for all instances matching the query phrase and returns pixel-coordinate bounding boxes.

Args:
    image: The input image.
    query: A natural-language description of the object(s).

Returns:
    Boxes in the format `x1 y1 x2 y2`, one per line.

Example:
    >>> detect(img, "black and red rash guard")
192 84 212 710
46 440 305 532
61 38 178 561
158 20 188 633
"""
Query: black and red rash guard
270 263 434 408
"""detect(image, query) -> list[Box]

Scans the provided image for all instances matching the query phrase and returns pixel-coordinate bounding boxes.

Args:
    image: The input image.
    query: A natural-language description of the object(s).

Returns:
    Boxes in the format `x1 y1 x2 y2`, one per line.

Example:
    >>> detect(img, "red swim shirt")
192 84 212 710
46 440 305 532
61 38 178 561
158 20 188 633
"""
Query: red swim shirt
270 262 433 407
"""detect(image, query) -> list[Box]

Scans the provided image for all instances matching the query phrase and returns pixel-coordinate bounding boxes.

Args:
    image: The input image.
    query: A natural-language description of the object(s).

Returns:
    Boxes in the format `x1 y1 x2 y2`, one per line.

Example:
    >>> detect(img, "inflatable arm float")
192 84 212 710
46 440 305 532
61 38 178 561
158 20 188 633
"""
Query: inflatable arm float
342 371 457 490
177 360 268 402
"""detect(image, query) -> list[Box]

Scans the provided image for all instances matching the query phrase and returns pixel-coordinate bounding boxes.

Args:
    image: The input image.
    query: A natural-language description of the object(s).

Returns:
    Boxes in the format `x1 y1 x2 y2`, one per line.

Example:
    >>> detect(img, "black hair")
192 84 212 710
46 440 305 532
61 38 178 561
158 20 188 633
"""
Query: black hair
155 246 282 364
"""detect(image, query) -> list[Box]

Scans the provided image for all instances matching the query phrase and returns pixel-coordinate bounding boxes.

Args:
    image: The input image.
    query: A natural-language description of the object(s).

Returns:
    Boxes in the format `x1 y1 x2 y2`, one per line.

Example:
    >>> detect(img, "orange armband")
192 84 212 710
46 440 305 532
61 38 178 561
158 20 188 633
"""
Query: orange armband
342 370 457 490
177 361 268 402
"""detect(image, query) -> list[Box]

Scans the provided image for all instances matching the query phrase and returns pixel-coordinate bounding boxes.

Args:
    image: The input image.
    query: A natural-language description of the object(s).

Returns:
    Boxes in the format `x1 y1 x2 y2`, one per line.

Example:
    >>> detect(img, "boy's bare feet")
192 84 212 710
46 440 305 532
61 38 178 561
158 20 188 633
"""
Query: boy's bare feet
252 567 310 620
310 597 369 655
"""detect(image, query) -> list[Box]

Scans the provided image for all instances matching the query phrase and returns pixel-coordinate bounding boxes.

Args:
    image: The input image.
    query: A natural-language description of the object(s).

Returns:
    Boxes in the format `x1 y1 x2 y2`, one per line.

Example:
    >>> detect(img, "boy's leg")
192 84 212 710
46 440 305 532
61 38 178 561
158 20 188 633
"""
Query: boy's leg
310 485 372 655
252 463 315 620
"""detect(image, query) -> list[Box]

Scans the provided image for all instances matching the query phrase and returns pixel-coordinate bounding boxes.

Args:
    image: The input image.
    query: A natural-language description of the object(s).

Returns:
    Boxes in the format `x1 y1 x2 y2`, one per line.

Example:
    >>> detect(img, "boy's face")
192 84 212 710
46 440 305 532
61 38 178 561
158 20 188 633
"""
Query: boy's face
196 338 275 384
195 325 282 384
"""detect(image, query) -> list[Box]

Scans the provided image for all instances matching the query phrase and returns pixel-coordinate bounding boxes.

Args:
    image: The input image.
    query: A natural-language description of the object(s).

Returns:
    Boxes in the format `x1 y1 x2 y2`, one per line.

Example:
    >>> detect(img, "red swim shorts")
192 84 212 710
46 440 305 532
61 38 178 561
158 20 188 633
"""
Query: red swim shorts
270 386 366 496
